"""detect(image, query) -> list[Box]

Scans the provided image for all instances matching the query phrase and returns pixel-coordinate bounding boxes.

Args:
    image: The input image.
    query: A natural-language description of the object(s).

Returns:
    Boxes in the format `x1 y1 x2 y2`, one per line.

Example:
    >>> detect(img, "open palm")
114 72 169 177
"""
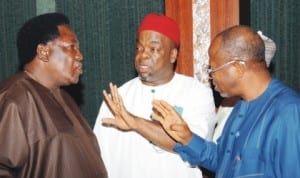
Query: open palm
102 83 137 131
151 100 193 145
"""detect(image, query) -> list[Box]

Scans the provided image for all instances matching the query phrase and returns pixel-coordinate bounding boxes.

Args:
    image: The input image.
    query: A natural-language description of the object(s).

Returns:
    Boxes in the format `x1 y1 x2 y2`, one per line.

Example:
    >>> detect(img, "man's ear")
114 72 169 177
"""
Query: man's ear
36 44 49 62
170 48 178 64
233 61 246 77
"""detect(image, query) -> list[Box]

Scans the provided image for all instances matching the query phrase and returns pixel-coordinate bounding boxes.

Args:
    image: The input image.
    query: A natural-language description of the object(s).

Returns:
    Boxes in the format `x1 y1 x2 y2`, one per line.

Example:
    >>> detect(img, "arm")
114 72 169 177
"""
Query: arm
101 83 176 151
0 101 28 177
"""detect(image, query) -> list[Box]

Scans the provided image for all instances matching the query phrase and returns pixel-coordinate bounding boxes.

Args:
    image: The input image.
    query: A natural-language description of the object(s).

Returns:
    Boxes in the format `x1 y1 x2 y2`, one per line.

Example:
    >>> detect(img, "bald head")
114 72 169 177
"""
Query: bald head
208 26 272 101
210 25 265 63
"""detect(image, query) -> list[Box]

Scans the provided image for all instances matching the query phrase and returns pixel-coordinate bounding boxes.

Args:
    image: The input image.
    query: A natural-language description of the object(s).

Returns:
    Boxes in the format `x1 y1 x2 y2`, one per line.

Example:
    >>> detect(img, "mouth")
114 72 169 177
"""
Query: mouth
212 81 220 92
75 63 83 75
77 67 83 74
137 64 150 73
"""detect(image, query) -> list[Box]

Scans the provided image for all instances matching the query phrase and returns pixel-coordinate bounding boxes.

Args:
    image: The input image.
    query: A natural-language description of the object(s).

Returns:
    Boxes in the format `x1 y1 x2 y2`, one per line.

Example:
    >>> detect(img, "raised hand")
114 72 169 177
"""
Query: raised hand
151 100 193 145
102 82 138 131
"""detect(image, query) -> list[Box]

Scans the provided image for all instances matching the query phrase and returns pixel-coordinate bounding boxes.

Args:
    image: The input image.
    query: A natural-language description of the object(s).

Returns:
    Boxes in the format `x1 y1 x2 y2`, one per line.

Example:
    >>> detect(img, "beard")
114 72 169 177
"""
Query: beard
139 73 153 82
219 92 231 98
212 82 231 98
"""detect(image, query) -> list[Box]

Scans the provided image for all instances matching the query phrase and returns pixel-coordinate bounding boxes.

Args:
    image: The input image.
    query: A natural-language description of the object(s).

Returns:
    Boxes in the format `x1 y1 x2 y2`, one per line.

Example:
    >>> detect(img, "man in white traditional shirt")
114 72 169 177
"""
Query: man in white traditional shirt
93 13 216 178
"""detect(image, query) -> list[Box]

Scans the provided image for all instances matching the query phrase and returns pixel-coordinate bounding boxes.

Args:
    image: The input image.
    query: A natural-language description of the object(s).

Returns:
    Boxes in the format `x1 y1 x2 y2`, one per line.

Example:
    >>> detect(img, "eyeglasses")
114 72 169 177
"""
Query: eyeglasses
207 59 246 78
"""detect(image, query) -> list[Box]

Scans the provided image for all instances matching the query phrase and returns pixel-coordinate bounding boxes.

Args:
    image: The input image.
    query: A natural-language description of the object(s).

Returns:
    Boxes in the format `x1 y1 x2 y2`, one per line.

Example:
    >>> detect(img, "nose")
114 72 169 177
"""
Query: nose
138 48 151 61
208 72 215 80
75 49 83 61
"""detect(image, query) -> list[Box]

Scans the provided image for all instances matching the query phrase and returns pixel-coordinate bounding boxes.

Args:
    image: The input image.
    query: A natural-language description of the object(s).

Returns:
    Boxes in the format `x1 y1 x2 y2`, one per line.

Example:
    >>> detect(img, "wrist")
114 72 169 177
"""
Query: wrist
129 114 140 131
182 132 193 145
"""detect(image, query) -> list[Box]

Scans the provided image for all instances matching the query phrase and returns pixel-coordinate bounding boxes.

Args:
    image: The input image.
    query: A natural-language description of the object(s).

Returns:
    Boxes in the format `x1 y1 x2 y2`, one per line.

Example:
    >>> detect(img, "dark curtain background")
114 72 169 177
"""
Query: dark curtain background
250 0 300 91
0 1 36 78
0 1 164 127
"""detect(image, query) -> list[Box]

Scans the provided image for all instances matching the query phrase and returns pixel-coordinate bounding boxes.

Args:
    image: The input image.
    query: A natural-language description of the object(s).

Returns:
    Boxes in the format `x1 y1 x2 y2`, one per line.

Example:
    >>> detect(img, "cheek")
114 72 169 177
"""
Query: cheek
58 57 70 68
153 53 169 65
151 59 165 72
134 55 139 65
213 71 229 86
216 72 238 92
51 54 73 73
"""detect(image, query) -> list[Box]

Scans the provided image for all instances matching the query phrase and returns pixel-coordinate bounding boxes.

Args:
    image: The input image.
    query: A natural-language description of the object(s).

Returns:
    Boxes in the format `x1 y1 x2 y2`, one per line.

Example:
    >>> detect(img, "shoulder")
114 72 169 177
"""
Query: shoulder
263 79 300 126
173 73 213 94
270 79 300 105
174 73 209 85
0 73 31 103
117 77 141 92
0 73 36 122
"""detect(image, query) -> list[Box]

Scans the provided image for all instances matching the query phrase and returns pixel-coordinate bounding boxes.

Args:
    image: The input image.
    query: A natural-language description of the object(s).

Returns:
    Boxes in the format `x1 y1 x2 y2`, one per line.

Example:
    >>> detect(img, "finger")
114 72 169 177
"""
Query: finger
103 90 113 107
153 100 173 115
109 83 118 103
113 84 123 109
110 83 124 111
160 100 176 114
152 100 168 117
112 83 119 98
102 118 119 127
159 100 184 122
103 90 111 101
151 111 164 123
103 90 119 116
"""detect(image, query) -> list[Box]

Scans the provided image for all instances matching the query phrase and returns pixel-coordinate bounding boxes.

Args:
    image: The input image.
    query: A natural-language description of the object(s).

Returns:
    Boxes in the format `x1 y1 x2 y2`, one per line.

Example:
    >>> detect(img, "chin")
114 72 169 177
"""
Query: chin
72 78 80 84
219 92 232 98
66 77 80 85
139 75 151 82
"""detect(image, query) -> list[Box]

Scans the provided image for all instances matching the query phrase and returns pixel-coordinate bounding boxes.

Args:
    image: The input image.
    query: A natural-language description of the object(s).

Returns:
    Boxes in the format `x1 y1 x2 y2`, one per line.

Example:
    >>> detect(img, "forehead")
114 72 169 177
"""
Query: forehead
209 37 224 64
138 30 170 44
56 25 78 43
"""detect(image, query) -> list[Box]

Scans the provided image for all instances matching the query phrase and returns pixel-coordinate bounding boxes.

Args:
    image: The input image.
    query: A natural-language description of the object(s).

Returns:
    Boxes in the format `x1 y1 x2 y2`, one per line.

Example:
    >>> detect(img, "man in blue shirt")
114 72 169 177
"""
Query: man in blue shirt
152 25 300 177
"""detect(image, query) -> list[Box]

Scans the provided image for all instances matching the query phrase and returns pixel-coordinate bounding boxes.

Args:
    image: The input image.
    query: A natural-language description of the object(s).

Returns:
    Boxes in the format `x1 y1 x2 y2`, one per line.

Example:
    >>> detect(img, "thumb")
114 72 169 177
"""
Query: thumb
102 118 117 127
170 124 187 132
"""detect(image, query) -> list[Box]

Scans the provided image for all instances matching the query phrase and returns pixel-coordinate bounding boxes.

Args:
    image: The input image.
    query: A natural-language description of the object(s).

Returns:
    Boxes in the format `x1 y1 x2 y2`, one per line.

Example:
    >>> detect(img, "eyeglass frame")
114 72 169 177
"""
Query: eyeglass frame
207 59 246 78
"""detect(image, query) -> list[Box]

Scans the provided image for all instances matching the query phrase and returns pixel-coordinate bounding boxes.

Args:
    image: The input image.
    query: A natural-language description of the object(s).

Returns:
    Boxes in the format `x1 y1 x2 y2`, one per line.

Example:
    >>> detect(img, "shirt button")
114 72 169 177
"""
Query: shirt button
226 150 231 153
235 156 241 161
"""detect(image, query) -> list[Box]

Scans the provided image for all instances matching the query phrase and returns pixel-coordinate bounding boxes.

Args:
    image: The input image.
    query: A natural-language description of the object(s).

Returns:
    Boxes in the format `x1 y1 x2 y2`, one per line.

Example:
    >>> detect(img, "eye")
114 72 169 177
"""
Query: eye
149 46 160 53
136 46 142 52
150 47 156 53
67 44 76 49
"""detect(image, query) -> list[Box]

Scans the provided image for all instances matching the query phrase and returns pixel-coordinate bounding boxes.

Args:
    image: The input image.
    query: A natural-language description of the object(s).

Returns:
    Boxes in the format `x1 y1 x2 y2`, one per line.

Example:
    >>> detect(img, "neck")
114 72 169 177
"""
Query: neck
141 72 175 86
24 68 57 90
241 72 272 101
